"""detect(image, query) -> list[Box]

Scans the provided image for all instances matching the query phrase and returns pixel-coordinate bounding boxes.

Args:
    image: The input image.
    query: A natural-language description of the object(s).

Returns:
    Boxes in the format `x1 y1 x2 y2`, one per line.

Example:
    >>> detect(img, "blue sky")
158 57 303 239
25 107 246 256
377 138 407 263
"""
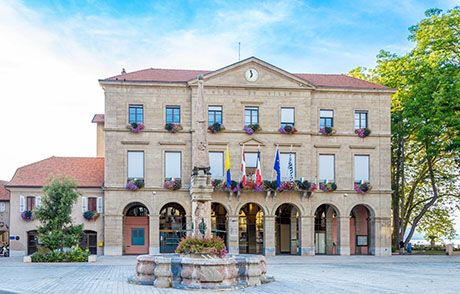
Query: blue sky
0 0 459 236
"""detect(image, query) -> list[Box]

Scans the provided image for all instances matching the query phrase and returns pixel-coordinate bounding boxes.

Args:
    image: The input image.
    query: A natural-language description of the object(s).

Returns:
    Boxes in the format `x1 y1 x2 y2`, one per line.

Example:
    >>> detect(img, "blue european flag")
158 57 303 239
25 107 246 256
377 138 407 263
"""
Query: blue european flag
274 147 280 188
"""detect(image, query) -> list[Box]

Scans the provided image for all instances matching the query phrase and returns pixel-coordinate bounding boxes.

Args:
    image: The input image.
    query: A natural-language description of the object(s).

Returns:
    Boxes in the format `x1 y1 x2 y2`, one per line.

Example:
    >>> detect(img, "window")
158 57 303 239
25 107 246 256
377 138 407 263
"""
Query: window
244 152 258 180
354 155 370 183
27 196 35 211
208 106 223 126
355 110 368 129
319 155 335 182
320 110 334 128
281 108 295 127
209 152 224 179
245 106 259 125
129 105 143 124
128 151 144 180
280 153 296 181
88 197 97 212
165 152 181 179
166 106 180 124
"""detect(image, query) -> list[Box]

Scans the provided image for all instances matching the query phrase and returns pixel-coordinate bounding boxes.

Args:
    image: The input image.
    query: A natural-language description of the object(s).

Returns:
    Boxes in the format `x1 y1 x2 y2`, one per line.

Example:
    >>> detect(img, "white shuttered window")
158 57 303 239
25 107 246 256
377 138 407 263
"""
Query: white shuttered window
209 152 224 179
319 155 335 182
97 197 103 213
165 152 181 179
128 151 144 179
354 155 370 182
82 197 88 213
19 196 25 212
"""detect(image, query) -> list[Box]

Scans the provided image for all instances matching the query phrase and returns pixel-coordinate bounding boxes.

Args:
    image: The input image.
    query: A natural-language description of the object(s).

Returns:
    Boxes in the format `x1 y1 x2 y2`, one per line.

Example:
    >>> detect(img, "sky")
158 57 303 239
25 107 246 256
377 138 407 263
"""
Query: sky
0 0 459 236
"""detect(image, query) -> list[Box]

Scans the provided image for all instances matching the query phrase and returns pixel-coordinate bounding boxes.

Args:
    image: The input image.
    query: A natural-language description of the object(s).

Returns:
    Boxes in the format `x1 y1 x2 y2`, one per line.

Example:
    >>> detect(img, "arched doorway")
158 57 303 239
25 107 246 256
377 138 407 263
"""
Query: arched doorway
350 205 372 255
159 203 186 253
80 230 97 255
211 202 228 247
27 230 39 255
314 204 339 255
239 203 264 254
124 203 149 255
275 204 299 255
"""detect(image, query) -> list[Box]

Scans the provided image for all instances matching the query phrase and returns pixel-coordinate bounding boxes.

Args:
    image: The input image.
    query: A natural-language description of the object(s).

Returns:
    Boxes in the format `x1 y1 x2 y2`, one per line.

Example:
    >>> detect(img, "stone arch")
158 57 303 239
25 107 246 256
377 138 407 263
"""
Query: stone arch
156 199 191 216
348 203 375 255
274 203 301 255
123 202 150 255
159 202 187 253
117 198 153 217
345 202 376 218
235 201 268 217
313 203 340 255
311 201 343 218
273 202 303 217
238 202 265 254
123 201 150 216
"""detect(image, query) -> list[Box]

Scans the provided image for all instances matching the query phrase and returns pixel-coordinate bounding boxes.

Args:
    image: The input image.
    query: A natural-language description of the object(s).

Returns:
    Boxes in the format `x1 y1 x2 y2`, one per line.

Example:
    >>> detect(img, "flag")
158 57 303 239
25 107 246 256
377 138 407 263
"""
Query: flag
288 151 294 184
274 147 281 188
241 146 246 189
256 149 262 187
226 146 231 187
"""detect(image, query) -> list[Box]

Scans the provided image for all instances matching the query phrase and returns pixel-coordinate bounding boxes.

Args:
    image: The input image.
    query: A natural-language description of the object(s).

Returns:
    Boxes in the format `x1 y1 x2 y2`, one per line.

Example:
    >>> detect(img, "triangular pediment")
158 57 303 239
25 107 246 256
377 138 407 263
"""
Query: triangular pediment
188 57 315 89
239 137 266 146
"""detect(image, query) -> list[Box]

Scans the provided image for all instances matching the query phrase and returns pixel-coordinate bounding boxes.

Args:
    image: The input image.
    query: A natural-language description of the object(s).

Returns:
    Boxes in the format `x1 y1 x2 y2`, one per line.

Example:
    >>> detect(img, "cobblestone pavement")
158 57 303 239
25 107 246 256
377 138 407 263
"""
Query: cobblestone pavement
0 255 459 294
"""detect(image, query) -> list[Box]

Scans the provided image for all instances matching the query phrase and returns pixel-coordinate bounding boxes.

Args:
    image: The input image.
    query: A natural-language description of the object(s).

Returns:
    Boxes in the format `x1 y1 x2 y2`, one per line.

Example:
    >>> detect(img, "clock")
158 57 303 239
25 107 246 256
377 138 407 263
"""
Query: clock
245 68 259 82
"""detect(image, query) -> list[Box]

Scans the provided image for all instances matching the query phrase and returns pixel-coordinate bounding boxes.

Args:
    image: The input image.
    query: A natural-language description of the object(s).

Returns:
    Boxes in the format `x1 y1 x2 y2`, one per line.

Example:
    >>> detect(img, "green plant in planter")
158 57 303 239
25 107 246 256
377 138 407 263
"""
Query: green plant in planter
175 237 227 258
83 211 100 221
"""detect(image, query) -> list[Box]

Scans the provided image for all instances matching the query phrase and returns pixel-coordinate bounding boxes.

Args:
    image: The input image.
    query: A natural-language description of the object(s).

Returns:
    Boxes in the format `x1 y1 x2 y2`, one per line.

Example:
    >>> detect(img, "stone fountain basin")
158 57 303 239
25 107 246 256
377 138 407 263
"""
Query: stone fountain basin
129 254 274 290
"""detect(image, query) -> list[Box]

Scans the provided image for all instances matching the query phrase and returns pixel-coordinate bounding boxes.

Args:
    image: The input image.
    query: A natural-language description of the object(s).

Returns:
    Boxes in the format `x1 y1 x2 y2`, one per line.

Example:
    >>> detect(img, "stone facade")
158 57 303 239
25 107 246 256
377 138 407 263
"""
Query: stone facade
100 57 394 257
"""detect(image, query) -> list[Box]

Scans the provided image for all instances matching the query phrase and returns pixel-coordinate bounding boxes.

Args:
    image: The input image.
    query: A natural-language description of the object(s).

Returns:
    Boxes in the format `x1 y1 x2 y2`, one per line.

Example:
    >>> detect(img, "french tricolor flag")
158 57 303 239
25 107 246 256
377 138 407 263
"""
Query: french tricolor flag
256 150 262 187
241 146 246 189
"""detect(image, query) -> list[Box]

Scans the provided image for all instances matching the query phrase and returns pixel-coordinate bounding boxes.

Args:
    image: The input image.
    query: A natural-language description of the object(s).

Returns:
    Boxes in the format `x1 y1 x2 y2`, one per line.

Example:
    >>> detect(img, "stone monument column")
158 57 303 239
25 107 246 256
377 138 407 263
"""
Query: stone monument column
190 75 213 239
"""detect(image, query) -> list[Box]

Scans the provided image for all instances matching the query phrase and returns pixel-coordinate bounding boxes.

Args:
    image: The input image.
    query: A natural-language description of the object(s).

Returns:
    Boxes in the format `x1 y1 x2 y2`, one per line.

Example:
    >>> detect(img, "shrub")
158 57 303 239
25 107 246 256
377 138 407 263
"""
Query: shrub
175 237 227 258
31 247 90 262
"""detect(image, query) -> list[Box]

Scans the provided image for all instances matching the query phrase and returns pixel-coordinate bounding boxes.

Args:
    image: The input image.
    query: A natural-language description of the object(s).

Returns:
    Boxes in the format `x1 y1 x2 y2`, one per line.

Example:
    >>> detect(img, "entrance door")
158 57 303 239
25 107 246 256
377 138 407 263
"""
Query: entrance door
125 216 149 254
27 231 38 255
239 203 264 254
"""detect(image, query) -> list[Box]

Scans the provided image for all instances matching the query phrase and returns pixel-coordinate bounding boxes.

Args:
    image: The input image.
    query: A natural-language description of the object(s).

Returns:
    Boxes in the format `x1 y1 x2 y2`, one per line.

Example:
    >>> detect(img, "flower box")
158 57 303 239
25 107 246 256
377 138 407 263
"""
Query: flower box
243 124 261 135
239 180 264 192
319 182 337 192
21 210 34 221
175 237 227 258
355 128 371 138
295 180 317 192
208 122 225 133
319 127 335 136
126 178 144 191
164 178 182 190
165 123 183 133
278 125 298 134
127 122 144 133
83 211 100 221
354 182 372 194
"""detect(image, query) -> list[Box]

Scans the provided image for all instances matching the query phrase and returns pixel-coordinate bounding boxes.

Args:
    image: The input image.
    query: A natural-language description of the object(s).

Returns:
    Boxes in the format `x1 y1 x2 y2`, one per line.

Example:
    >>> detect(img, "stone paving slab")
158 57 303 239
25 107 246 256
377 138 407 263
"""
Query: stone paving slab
0 255 459 294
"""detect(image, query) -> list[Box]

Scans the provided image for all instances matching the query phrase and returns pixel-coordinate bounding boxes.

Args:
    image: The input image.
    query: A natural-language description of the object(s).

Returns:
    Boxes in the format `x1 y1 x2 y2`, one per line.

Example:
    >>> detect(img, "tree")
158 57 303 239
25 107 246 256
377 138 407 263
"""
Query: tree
349 7 460 247
35 176 83 252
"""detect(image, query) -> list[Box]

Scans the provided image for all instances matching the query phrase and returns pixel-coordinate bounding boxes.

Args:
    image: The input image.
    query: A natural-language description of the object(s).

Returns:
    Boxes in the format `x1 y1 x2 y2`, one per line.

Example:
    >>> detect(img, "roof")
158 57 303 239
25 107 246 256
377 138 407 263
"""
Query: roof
0 184 9 201
101 57 390 90
7 157 104 188
92 114 104 123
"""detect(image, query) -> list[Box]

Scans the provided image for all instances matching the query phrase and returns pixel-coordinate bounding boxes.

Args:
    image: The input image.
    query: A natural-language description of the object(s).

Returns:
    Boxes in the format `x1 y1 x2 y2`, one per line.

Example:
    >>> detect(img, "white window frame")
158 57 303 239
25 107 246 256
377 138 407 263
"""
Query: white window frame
209 152 224 179
281 107 295 126
319 155 335 182
165 151 182 179
127 151 144 180
354 155 370 183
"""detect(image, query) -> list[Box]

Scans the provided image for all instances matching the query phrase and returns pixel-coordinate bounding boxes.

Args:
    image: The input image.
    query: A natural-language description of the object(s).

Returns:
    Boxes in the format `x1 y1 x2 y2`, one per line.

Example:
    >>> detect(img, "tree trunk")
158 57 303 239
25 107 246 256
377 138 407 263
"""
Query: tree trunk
400 138 405 250
404 153 439 244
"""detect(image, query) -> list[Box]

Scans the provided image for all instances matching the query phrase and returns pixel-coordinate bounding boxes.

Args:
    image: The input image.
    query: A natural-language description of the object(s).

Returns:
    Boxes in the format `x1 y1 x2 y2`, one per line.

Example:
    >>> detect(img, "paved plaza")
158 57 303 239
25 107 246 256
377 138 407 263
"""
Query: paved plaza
0 255 459 294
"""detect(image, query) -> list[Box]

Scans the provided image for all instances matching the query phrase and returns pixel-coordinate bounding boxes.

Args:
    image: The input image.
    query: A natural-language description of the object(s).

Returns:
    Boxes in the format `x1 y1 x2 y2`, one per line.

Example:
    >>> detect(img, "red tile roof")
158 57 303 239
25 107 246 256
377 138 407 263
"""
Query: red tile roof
92 114 105 123
0 184 9 201
102 65 390 90
7 157 104 188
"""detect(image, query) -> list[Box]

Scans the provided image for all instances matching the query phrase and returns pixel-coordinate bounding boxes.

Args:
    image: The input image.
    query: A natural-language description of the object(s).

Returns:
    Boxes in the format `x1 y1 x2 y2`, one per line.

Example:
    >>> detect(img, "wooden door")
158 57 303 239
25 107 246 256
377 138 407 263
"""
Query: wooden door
124 216 149 254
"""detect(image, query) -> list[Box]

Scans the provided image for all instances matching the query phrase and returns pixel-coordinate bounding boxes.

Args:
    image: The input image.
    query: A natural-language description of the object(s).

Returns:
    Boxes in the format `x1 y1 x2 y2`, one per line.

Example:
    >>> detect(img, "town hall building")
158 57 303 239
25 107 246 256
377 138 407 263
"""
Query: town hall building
7 57 394 257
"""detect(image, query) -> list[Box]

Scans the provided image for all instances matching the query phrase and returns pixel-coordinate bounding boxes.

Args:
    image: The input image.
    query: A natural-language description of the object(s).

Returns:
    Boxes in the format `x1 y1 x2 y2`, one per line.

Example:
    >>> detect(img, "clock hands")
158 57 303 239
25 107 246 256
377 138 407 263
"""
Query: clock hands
250 70 253 78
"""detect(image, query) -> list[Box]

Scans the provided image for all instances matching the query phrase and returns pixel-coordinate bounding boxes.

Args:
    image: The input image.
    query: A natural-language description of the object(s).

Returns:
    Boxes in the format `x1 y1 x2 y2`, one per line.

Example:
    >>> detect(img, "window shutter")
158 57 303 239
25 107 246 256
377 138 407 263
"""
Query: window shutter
82 197 87 213
35 196 41 208
0 202 5 213
97 197 103 213
20 196 25 212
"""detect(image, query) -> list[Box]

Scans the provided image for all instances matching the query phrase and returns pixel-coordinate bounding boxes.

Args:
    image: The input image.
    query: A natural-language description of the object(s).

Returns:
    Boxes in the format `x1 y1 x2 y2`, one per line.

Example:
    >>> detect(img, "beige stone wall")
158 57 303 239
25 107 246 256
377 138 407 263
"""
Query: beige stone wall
101 60 393 256
96 122 105 157
8 187 104 256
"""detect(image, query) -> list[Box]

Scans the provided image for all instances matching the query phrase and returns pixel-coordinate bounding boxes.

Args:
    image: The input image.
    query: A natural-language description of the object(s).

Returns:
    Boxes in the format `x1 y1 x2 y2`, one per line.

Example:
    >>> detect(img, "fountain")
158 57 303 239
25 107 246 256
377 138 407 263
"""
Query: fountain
129 75 273 290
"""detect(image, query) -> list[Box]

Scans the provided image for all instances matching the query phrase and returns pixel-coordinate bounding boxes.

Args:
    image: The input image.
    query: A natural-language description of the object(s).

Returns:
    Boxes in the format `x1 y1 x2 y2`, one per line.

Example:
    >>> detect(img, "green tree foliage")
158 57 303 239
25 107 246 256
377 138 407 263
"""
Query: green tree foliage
35 176 83 252
349 7 460 246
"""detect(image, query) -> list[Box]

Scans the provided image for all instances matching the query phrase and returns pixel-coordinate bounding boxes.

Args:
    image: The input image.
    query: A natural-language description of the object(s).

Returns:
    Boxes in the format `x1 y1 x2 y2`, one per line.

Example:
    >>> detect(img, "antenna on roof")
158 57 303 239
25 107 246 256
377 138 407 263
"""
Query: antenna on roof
238 42 241 61
121 68 126 74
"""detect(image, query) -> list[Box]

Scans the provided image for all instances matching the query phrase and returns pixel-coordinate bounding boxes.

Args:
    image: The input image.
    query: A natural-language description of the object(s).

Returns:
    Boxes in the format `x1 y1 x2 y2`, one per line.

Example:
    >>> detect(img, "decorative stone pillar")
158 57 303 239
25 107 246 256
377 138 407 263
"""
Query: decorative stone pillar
263 216 276 256
338 216 350 256
153 256 171 288
373 216 392 256
299 216 314 256
247 256 262 286
228 215 240 255
190 174 213 239
149 214 160 254
290 209 298 255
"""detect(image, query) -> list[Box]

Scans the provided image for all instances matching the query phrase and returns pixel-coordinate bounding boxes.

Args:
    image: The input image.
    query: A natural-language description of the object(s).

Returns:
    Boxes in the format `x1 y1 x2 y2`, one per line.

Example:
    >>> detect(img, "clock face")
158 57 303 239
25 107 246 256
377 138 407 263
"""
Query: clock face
245 68 259 82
